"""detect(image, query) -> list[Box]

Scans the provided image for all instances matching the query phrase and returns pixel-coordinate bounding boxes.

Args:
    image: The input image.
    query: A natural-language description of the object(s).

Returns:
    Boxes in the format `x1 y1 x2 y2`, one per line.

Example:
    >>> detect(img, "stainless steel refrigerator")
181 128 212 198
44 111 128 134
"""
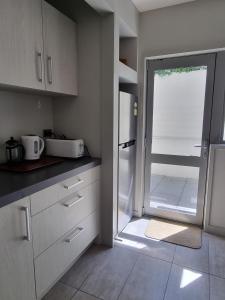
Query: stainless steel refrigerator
118 91 137 233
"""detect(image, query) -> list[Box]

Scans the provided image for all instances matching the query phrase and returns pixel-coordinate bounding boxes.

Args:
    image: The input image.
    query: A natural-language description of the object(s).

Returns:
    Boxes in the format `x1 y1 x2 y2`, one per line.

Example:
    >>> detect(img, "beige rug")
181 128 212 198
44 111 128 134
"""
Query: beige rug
145 218 202 249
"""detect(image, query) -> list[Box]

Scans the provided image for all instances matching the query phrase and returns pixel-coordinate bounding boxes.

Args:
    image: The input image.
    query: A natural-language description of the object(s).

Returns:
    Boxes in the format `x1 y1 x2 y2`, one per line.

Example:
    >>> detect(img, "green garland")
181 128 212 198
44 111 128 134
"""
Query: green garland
155 66 207 77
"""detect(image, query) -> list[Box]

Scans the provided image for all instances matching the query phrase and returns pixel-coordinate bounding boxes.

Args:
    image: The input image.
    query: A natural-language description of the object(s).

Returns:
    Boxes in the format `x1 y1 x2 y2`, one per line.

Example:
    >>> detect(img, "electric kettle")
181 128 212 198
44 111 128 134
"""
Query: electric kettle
5 137 25 163
21 135 45 160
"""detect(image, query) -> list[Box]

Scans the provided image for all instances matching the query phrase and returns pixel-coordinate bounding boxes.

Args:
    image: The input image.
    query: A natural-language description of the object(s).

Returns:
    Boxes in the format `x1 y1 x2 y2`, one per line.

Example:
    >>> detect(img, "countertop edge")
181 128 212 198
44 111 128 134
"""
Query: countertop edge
0 159 101 209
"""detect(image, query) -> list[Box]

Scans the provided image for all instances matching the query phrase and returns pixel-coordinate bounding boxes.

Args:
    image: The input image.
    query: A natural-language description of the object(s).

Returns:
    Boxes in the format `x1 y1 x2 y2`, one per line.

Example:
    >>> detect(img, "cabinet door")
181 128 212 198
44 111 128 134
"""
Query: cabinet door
0 0 44 90
0 198 36 300
43 1 78 95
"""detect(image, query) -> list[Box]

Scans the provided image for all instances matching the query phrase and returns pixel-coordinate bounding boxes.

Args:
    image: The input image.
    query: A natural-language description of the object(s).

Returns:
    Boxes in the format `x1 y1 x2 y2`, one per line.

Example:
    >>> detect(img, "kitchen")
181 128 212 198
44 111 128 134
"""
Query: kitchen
0 1 225 300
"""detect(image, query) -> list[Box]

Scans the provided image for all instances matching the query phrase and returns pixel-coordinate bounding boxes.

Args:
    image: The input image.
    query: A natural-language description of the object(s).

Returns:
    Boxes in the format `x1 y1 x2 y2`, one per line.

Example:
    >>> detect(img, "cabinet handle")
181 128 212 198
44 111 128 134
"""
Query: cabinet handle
22 207 31 242
63 195 85 208
47 56 53 84
36 52 43 82
65 227 84 243
63 179 84 190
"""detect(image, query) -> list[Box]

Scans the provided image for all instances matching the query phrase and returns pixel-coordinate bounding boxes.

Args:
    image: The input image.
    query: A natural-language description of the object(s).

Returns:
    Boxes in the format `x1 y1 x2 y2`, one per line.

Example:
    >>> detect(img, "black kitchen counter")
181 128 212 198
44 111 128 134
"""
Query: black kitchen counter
0 157 101 208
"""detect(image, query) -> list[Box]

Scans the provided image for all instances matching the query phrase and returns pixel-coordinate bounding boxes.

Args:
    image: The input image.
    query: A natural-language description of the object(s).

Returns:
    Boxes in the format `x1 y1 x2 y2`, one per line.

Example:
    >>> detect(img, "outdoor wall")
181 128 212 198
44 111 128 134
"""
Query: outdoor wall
135 0 225 216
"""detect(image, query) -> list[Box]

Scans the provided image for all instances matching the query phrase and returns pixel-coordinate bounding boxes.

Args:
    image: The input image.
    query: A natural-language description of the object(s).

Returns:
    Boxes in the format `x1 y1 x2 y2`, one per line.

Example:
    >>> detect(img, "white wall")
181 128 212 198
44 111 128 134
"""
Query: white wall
0 91 53 162
135 0 225 216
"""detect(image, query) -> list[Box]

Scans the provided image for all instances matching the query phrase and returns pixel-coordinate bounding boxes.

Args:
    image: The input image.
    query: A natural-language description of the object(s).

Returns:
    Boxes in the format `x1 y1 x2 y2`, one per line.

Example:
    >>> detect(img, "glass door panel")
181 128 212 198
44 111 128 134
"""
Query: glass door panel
144 54 216 225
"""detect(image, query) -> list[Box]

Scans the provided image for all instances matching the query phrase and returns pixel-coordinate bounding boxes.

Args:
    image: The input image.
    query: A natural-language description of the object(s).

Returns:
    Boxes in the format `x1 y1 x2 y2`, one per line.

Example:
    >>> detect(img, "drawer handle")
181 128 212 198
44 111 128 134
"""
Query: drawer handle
63 179 84 190
65 227 84 243
63 195 85 208
22 207 31 242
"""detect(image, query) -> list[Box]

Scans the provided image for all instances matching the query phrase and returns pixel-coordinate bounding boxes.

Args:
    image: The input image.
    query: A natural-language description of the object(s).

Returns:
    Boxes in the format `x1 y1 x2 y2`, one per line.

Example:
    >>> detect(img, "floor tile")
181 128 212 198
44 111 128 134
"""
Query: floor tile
209 234 225 278
210 275 225 300
72 291 100 300
118 254 171 300
173 232 209 273
42 282 77 300
178 178 198 210
118 218 176 262
61 245 108 289
164 264 209 300
80 245 138 300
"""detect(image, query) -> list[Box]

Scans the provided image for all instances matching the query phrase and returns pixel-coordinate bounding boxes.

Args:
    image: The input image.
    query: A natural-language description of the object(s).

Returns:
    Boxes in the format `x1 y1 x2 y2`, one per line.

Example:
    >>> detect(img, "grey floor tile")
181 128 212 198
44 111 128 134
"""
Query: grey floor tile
118 254 171 300
72 291 100 300
80 246 138 300
118 218 176 262
164 264 210 300
210 275 225 300
209 234 225 278
61 245 108 289
153 176 186 198
173 232 209 273
150 174 164 192
178 178 198 210
42 282 77 300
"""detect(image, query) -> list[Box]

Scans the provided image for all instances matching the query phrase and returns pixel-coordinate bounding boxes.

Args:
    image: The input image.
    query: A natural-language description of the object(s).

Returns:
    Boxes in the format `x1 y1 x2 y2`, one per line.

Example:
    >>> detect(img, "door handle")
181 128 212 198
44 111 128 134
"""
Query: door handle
63 195 85 208
22 207 31 242
47 56 53 84
194 145 208 149
65 227 84 243
194 141 208 159
63 179 84 190
36 52 43 82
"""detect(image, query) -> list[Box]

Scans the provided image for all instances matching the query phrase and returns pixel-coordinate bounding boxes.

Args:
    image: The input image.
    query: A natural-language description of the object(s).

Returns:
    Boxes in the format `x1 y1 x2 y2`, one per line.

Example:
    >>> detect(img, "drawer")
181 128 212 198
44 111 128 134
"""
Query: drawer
32 180 100 257
58 166 100 199
35 210 99 299
30 184 59 216
30 166 100 215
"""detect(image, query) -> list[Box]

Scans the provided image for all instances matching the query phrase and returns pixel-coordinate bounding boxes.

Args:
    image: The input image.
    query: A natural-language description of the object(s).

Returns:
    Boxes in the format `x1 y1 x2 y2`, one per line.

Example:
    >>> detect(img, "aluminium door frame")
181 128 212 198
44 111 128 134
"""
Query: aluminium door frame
143 53 216 226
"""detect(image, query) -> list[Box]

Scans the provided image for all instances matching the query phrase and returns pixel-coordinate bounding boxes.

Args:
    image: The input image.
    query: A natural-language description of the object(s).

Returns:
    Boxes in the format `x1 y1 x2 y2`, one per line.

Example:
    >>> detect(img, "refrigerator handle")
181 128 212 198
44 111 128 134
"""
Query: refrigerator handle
121 140 136 149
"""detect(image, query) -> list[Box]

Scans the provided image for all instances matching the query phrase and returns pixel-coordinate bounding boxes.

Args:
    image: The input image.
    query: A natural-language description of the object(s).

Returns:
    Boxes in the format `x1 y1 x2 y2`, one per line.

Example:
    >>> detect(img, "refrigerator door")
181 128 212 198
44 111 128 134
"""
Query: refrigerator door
118 141 136 233
119 92 137 145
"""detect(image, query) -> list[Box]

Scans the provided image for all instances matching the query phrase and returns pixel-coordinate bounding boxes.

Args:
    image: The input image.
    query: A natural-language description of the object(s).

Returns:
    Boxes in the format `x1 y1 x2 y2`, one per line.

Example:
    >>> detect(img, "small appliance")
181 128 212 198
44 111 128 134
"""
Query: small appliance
5 137 24 163
46 139 84 158
21 135 45 160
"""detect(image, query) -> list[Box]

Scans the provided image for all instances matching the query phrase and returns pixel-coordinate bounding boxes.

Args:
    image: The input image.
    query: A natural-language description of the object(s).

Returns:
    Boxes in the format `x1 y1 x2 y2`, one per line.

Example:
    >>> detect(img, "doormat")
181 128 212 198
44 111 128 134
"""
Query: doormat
145 218 202 249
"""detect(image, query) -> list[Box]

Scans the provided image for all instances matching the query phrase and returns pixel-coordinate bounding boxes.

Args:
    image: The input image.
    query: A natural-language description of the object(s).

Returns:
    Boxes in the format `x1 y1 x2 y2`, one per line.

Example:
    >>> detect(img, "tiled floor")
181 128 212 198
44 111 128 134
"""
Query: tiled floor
43 218 225 300
148 175 198 215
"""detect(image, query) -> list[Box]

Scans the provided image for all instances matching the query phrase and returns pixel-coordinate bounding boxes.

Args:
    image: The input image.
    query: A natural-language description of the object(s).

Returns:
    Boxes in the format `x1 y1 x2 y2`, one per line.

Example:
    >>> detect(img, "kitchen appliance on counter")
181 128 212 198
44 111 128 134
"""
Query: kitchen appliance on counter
118 91 137 233
45 139 84 158
21 135 45 160
5 137 24 163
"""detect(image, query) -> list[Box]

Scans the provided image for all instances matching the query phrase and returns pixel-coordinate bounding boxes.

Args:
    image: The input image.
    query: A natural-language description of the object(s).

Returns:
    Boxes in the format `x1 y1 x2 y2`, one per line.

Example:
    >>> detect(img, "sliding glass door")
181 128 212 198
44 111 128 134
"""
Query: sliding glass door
144 54 216 225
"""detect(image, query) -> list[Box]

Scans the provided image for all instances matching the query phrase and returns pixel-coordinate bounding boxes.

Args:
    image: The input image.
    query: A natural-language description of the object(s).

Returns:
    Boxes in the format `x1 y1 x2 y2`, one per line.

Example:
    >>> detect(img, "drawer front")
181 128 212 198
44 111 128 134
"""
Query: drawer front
35 211 99 299
32 181 100 257
30 184 59 216
58 166 100 199
30 166 100 215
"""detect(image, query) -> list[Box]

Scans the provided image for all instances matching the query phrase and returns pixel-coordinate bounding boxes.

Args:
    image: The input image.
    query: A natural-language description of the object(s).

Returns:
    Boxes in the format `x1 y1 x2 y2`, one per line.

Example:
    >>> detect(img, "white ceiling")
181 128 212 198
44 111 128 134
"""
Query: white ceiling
131 0 196 12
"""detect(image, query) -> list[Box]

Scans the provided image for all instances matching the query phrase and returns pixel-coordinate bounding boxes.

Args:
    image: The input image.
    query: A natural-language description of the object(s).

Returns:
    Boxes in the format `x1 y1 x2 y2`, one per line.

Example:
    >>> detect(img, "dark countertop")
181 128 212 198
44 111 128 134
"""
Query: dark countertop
0 157 101 209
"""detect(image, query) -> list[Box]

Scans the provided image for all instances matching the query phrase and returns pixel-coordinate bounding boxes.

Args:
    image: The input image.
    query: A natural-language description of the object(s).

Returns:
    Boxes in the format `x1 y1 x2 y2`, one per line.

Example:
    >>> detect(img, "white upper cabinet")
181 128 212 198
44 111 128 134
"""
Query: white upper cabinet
0 0 78 96
43 1 78 95
0 0 45 90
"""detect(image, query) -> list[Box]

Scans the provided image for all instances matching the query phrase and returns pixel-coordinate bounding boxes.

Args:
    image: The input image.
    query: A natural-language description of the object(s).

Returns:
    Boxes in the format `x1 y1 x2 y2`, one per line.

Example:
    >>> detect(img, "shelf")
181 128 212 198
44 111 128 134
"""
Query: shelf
118 62 137 84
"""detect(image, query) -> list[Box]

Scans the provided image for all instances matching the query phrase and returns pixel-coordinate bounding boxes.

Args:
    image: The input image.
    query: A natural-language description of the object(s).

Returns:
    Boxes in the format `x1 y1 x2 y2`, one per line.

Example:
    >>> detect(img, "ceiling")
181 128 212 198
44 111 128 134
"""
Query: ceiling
131 0 197 12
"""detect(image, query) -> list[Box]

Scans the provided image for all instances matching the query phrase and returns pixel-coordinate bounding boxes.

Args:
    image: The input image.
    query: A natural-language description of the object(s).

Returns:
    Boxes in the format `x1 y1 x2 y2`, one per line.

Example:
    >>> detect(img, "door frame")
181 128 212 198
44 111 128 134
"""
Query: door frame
143 53 216 225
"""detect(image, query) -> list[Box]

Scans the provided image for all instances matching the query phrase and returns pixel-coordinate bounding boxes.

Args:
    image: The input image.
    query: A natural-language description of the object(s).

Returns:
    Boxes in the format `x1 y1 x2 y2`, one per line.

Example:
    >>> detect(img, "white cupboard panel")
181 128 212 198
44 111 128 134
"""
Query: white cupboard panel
35 210 99 298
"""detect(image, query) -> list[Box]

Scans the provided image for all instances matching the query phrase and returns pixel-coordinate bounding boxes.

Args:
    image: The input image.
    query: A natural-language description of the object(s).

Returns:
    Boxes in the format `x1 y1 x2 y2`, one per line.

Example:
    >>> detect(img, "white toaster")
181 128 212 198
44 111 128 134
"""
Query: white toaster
46 139 84 158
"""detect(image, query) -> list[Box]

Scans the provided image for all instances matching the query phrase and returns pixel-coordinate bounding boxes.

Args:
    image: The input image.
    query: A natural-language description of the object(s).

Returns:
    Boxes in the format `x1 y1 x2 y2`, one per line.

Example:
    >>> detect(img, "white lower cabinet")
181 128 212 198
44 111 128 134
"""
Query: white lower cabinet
35 210 99 298
0 197 36 300
32 166 101 299
0 166 101 300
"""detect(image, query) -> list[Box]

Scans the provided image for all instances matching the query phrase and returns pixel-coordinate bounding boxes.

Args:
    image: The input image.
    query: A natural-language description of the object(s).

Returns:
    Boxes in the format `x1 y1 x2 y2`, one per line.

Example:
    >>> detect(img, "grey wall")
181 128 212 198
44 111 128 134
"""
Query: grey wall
48 0 102 158
135 0 225 215
0 90 53 162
